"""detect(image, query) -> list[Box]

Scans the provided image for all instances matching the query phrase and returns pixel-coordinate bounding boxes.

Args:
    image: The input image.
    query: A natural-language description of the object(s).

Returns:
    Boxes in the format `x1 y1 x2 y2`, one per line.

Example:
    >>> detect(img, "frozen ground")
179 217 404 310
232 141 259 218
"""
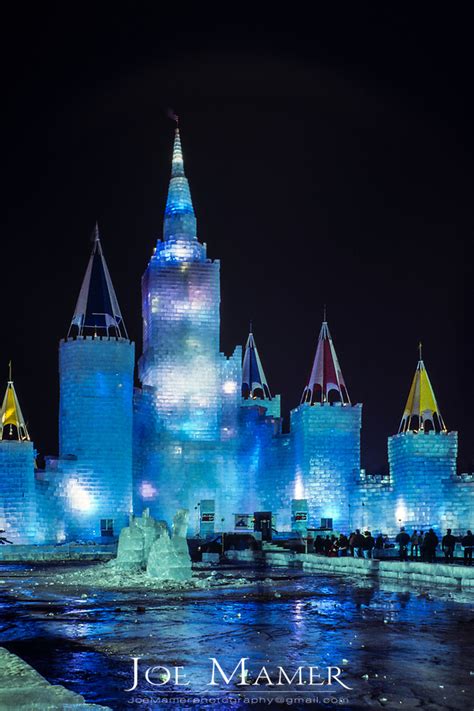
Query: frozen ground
0 561 473 710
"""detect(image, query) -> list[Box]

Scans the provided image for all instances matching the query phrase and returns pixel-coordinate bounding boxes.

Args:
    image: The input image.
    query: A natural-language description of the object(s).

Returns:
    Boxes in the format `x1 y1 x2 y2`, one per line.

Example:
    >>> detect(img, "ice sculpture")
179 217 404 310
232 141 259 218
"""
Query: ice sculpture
147 509 192 581
114 508 192 581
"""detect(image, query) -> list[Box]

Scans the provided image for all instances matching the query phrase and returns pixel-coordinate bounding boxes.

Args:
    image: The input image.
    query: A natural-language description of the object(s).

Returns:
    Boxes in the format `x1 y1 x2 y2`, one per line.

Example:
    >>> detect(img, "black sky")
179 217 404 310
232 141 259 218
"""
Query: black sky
2 7 473 472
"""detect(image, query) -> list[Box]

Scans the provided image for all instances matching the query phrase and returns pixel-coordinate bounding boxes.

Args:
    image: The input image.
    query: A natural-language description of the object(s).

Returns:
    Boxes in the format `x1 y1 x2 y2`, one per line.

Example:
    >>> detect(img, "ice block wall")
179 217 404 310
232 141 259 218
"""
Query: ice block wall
388 430 458 533
138 241 222 441
59 336 135 539
354 472 394 534
0 440 37 543
289 402 362 532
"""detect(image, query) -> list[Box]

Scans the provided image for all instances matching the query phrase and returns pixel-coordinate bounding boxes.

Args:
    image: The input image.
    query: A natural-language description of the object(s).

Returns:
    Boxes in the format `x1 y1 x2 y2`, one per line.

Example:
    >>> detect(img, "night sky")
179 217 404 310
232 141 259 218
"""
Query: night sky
2 7 473 473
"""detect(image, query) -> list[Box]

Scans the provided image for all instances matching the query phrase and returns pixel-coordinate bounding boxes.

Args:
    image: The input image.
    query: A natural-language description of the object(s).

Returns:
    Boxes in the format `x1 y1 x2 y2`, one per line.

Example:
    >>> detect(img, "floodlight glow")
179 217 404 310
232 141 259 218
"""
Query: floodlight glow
67 479 95 512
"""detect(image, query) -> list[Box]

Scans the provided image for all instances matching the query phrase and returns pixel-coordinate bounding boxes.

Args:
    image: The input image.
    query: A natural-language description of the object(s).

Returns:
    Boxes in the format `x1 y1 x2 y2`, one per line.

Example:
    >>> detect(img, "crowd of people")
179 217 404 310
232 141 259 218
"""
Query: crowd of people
309 527 474 565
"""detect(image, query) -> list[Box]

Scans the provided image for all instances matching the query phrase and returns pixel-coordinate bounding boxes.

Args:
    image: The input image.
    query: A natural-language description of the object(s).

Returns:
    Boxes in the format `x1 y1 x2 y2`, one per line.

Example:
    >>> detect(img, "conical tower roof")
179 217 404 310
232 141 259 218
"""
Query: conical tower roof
399 345 446 433
163 125 197 242
242 329 272 400
1 366 30 441
68 224 128 338
301 319 350 405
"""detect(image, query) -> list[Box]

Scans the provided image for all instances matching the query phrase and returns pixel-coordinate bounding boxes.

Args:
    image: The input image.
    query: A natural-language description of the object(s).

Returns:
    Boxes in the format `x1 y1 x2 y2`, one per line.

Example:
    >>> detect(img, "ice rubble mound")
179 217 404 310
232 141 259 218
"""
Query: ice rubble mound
115 508 192 581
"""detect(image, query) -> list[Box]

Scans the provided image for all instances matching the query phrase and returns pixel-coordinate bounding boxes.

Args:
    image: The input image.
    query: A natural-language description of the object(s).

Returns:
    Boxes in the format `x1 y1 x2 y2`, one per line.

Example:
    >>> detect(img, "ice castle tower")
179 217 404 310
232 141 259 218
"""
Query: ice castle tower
388 345 457 531
0 369 37 543
57 226 135 539
134 125 249 526
290 318 362 532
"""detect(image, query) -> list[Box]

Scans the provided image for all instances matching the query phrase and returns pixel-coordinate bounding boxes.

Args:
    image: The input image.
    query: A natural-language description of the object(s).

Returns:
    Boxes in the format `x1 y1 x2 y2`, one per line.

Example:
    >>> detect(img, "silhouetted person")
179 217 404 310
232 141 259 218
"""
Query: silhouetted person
410 530 420 560
462 530 474 566
441 529 456 564
323 536 332 556
363 531 375 559
328 535 338 558
396 527 410 561
419 531 426 561
348 532 355 556
423 529 439 563
351 529 365 558
374 533 384 558
337 533 349 557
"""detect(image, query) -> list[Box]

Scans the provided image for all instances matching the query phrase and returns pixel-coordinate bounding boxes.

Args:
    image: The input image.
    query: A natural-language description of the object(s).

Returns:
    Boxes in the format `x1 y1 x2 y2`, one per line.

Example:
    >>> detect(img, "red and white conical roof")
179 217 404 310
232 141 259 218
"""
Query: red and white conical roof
301 320 350 405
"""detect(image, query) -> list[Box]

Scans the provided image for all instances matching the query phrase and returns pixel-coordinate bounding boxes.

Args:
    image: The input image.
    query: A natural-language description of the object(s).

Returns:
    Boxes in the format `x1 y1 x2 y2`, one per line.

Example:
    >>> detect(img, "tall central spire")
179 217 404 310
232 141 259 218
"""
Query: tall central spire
301 319 350 405
163 127 197 242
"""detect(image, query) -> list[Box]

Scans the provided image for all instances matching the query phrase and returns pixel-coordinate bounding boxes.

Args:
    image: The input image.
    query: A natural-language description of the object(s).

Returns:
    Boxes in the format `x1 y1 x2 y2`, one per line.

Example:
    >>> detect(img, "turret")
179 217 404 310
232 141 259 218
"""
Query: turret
58 226 134 540
388 344 457 534
290 314 361 532
0 367 37 542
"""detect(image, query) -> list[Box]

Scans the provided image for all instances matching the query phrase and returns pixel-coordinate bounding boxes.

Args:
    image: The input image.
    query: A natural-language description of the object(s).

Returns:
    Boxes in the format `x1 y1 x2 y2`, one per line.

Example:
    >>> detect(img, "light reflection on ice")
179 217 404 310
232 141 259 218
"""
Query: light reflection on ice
0 563 473 709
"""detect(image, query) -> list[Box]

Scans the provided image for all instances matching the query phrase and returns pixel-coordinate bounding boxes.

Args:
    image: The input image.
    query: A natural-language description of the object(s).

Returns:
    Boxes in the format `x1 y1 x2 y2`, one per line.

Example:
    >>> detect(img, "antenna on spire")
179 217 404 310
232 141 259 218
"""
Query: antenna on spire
8 361 12 382
323 304 327 322
93 222 100 243
418 341 423 361
167 108 179 125
249 320 253 334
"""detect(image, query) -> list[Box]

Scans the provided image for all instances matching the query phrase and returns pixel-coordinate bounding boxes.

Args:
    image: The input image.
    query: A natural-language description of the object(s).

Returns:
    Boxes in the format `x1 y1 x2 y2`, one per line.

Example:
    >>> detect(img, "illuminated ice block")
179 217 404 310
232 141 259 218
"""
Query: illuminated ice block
388 431 458 532
58 336 135 539
0 440 37 543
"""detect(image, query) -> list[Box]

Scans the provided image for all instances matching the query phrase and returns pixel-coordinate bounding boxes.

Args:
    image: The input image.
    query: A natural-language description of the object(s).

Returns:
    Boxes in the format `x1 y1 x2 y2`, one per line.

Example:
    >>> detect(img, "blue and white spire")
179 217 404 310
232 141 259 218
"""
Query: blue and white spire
68 224 128 339
242 329 272 400
163 126 197 242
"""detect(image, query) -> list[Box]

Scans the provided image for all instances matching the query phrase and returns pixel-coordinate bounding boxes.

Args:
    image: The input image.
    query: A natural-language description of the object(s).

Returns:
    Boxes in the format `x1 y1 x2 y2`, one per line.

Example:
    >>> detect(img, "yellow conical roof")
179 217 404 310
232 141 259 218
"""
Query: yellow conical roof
0 371 30 441
399 348 446 433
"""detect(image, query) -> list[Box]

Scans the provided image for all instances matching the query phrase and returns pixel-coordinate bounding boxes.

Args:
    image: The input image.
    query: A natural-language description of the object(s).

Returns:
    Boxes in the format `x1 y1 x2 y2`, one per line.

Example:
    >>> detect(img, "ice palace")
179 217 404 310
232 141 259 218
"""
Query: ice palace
1 126 473 545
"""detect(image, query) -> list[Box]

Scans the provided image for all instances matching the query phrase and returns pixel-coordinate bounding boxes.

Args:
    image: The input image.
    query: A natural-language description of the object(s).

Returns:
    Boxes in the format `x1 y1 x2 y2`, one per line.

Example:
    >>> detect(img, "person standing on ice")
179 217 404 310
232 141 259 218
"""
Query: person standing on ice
396 527 410 561
423 529 439 563
461 530 474 566
441 529 456 564
351 529 365 558
410 530 420 560
362 531 375 559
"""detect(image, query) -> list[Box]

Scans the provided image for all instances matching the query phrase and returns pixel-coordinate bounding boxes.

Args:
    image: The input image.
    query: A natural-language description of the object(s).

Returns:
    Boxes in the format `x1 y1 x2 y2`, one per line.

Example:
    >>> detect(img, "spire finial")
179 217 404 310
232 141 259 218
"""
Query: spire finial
249 320 253 334
93 222 100 243
418 341 423 361
167 108 179 126
323 304 327 323
8 361 12 382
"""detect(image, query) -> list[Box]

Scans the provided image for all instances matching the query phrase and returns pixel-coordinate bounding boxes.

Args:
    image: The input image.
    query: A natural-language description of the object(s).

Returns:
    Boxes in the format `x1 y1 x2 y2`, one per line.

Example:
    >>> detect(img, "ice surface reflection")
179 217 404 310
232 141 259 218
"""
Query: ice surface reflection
0 562 473 710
